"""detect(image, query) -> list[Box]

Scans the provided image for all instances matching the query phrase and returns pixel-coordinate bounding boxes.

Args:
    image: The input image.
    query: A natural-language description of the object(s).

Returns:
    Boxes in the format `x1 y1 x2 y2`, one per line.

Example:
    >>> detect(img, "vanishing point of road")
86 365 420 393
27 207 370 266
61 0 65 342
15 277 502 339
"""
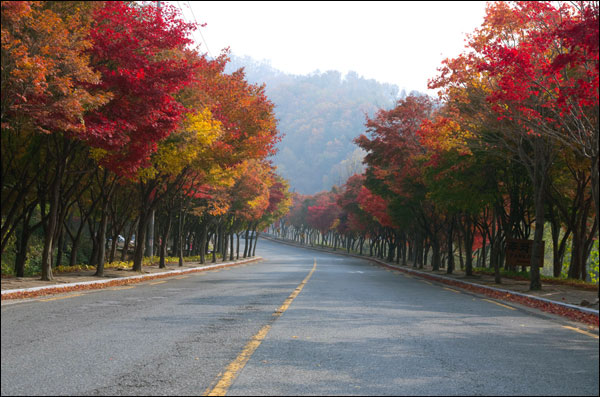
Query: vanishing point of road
2 238 598 395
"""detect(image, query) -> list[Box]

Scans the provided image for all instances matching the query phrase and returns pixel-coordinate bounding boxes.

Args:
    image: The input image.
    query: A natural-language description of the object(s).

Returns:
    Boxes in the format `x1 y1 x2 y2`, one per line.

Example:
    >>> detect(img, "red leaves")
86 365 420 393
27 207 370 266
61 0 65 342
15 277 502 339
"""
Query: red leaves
307 192 341 234
84 2 198 177
355 95 434 207
267 181 286 213
356 186 394 228
474 1 598 140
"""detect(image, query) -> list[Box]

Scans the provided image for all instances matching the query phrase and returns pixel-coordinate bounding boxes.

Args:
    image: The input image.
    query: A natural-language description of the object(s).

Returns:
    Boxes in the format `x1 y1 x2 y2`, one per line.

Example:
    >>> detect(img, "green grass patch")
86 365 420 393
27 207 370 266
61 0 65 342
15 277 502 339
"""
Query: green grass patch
2 254 219 278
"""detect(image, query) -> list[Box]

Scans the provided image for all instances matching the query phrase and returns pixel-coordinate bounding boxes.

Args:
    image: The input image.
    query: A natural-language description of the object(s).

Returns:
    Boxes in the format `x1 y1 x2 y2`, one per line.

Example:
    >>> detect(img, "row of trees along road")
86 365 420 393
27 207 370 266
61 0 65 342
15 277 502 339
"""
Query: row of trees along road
270 2 599 290
1 1 291 280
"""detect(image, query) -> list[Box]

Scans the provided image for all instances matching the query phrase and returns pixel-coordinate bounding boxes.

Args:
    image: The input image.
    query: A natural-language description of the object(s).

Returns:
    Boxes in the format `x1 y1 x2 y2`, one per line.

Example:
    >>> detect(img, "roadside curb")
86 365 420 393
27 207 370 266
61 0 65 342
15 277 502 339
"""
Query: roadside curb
263 236 599 327
1 256 262 301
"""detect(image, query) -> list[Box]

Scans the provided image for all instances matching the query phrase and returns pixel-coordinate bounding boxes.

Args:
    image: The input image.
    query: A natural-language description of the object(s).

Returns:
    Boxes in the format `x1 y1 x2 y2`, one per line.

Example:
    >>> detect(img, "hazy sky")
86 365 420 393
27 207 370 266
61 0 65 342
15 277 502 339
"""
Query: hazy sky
172 1 488 94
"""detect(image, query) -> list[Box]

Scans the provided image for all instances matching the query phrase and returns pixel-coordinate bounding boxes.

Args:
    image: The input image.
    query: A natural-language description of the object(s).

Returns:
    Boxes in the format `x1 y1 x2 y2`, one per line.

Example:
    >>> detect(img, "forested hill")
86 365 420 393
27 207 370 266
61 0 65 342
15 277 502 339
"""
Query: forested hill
226 55 411 194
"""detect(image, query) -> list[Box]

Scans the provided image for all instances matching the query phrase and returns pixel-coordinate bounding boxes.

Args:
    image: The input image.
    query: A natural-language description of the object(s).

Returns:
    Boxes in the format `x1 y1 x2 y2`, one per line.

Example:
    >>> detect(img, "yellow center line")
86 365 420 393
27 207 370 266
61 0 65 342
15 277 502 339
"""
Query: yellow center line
443 287 461 294
563 325 599 339
482 298 516 311
111 286 136 290
149 281 167 285
39 293 83 302
205 259 317 396
421 280 433 285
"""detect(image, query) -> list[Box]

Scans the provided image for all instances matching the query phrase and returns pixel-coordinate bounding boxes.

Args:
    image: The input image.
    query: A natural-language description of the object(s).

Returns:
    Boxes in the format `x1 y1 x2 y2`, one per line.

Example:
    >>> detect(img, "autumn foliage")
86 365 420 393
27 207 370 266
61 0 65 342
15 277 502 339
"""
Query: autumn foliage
1 1 290 280
273 1 598 289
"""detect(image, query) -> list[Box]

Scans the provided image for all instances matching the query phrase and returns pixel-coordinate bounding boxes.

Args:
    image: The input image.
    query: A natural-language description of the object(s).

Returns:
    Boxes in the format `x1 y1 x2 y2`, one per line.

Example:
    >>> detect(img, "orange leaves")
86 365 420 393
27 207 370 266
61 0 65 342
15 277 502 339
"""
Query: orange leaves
193 51 279 167
264 176 292 224
2 1 105 136
418 117 472 158
229 160 272 222
169 52 284 220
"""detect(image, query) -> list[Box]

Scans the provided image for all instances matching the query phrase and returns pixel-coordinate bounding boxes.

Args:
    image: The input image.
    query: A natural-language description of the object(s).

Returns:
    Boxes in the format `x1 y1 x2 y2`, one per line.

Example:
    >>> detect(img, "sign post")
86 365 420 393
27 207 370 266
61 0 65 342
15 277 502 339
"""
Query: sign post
505 238 545 268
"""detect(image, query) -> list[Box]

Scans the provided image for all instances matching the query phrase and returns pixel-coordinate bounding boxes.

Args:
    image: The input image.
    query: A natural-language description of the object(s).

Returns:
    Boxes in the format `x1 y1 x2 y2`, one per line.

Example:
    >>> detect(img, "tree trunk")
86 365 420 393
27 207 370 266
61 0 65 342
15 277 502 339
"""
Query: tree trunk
530 182 545 290
222 230 229 262
216 224 222 257
447 219 455 275
431 238 440 271
54 225 65 269
94 208 109 277
422 243 429 269
581 217 598 281
69 233 81 268
146 209 155 259
15 228 31 278
525 136 552 291
199 224 207 265
461 216 475 276
481 234 487 268
109 233 118 263
178 208 187 267
15 207 38 277
41 161 65 281
159 212 173 269
590 154 599 238
94 182 116 276
212 231 217 263
464 229 474 277
243 229 250 258
387 237 395 262
491 240 501 284
491 216 501 284
132 212 149 272
121 220 137 262
458 234 464 271
88 220 98 268
252 228 259 256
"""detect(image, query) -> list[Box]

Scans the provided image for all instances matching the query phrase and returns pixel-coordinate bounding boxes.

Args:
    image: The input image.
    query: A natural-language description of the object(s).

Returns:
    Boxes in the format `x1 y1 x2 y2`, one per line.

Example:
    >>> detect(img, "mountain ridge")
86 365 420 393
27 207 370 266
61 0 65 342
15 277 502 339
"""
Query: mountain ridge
226 54 422 194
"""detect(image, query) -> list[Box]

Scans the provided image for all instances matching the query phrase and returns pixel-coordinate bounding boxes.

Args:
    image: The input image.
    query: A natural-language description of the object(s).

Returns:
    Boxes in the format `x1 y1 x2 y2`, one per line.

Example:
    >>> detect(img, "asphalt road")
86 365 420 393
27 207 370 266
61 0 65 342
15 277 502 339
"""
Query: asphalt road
1 238 598 396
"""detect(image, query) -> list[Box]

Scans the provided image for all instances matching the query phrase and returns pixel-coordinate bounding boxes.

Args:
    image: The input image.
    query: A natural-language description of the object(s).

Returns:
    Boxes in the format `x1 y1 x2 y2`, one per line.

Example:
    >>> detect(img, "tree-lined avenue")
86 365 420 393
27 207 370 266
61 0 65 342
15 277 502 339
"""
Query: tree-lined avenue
1 239 598 396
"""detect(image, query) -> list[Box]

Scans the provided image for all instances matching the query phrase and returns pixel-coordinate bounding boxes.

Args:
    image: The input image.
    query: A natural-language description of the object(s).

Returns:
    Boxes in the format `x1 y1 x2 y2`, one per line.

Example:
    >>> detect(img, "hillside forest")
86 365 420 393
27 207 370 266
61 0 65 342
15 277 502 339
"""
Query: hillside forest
226 55 414 194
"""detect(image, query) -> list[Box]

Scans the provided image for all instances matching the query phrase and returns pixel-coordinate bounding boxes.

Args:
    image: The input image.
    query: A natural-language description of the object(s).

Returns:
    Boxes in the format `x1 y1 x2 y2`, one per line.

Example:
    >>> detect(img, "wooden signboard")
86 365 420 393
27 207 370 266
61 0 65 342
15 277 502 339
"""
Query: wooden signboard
505 238 545 267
